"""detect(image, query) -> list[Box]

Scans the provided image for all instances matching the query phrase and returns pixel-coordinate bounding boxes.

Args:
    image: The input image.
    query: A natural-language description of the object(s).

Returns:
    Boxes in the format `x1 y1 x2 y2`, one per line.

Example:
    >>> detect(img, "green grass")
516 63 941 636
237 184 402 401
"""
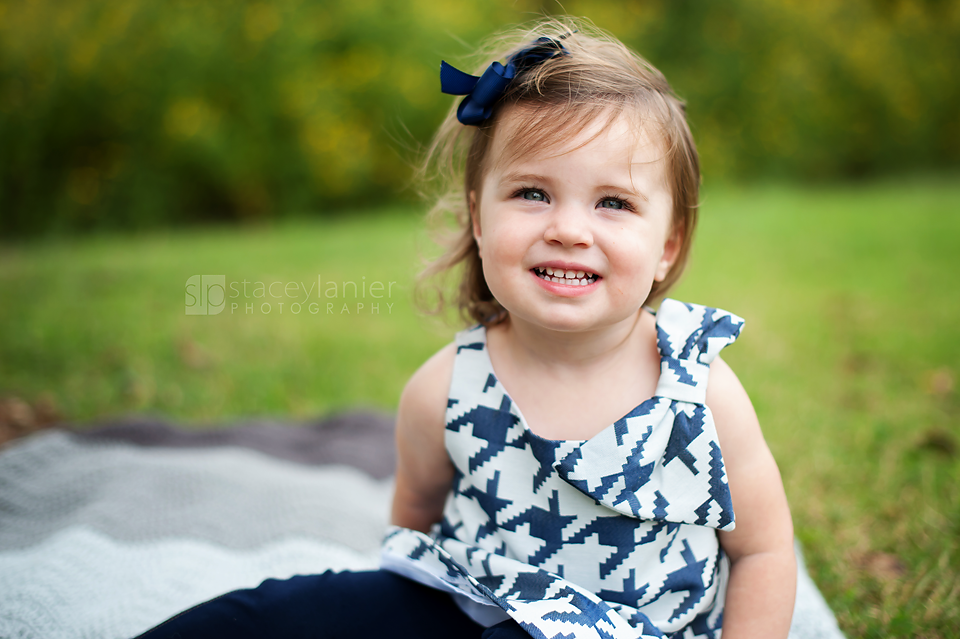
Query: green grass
1 178 959 636
0 209 457 421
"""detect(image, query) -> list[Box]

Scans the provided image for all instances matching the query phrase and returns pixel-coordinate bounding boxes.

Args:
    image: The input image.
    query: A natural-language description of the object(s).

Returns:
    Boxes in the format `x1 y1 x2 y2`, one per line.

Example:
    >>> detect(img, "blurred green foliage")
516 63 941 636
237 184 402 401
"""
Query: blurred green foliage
1 0 957 236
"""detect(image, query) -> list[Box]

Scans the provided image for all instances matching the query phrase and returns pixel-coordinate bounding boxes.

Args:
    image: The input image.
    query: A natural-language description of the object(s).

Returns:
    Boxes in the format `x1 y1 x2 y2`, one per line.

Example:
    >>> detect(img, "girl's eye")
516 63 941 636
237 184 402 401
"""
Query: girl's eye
599 197 626 210
521 189 547 202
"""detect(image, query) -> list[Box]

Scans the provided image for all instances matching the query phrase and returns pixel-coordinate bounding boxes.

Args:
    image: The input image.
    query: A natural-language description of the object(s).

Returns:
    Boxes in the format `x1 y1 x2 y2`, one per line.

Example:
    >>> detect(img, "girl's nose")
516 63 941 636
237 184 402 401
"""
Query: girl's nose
543 205 594 248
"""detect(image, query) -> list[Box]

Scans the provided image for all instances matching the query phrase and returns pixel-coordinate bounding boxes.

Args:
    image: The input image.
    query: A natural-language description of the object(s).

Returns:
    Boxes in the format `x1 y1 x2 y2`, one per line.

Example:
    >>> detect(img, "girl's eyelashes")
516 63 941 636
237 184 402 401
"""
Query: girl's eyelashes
509 187 635 212
598 196 635 212
512 187 548 202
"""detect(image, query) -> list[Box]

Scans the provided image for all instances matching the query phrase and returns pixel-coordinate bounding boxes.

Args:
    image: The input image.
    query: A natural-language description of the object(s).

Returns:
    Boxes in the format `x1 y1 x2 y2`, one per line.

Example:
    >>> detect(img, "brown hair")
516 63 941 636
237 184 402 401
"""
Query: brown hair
417 17 700 326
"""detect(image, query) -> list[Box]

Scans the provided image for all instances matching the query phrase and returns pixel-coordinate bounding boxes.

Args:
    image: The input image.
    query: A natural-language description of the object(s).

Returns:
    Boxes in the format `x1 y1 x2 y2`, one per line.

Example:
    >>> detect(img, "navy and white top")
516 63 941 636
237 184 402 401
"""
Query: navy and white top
381 299 745 639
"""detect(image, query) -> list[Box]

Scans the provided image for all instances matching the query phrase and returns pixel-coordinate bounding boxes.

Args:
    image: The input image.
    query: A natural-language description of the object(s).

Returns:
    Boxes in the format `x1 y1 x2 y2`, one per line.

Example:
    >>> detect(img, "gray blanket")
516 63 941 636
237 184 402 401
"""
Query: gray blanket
0 414 844 639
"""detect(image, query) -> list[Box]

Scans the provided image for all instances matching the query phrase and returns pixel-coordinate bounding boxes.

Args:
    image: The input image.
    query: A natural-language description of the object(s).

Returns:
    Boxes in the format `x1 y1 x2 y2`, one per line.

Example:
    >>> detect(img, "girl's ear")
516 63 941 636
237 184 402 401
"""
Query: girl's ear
470 190 482 258
654 225 683 282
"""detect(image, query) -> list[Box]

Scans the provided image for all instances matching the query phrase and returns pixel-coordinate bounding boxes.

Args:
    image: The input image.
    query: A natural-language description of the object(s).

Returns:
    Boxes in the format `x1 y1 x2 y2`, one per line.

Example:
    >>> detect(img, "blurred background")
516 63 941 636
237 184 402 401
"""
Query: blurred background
1 1 958 636
1 0 957 236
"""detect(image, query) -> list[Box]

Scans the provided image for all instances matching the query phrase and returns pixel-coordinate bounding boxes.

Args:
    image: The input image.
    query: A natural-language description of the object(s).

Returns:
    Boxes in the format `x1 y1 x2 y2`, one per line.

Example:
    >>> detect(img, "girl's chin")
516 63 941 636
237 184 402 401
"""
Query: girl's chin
504 306 642 335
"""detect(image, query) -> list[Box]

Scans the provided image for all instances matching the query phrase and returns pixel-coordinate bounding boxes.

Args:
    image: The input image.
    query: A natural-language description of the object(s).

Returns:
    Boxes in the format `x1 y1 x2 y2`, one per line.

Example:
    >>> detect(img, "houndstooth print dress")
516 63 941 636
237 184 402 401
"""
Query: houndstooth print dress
381 299 745 639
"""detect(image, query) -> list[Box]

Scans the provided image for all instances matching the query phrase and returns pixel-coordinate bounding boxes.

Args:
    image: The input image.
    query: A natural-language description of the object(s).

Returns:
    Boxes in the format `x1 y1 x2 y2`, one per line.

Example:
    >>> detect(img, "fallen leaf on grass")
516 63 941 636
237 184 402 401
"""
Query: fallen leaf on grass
925 367 955 397
0 394 62 445
0 396 34 431
854 551 908 581
177 338 214 370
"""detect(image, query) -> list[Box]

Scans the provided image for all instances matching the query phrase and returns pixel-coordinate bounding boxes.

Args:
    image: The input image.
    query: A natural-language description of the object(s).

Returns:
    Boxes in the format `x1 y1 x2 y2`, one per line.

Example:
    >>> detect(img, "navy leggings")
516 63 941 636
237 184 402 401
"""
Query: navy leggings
134 570 528 639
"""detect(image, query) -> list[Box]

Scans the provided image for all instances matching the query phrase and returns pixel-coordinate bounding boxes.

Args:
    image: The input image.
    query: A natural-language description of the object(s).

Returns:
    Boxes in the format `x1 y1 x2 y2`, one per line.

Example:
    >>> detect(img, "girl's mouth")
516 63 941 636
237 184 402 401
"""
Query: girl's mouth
532 266 599 286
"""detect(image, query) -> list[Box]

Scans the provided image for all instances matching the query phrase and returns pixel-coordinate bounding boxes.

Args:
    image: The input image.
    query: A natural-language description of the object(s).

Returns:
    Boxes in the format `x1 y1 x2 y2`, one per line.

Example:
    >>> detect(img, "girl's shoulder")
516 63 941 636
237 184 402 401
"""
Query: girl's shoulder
706 355 758 447
400 322 492 420
393 342 458 510
399 341 458 425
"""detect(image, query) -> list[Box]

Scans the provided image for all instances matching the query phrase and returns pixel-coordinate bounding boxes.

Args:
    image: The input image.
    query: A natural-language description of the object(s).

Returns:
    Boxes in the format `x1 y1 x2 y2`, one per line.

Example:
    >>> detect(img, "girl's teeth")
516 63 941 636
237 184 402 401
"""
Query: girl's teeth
535 267 596 285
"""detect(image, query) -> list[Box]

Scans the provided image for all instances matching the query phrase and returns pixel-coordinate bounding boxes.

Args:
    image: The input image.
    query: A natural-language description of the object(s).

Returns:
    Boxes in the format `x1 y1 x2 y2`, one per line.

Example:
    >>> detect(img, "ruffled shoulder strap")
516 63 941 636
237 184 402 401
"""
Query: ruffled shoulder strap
654 299 745 404
552 300 743 530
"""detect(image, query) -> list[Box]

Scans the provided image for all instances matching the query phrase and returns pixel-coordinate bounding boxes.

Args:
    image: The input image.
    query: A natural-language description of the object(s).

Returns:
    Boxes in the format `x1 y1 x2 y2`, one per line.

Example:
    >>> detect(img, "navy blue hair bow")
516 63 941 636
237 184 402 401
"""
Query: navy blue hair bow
440 36 568 126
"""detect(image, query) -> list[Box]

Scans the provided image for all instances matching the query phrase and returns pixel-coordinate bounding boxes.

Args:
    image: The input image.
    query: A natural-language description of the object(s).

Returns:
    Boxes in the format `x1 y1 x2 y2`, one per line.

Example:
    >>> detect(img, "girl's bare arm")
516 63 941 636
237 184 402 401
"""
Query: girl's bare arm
390 343 457 533
708 357 797 639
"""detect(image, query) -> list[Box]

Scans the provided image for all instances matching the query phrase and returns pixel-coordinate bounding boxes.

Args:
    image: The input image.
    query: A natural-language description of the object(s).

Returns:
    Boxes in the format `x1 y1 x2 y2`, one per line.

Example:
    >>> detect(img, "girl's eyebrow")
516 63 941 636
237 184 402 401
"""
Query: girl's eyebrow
499 171 552 185
596 184 649 201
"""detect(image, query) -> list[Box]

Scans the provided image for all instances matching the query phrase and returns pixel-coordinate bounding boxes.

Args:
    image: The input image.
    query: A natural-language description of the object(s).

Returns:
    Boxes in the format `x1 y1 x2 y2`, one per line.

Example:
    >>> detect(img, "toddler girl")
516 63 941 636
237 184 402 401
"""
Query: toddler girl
137 16 796 639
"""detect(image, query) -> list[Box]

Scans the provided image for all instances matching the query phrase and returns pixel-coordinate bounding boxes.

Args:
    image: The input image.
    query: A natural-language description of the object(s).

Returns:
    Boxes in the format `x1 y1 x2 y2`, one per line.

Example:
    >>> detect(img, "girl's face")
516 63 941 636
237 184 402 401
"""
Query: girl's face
471 107 680 335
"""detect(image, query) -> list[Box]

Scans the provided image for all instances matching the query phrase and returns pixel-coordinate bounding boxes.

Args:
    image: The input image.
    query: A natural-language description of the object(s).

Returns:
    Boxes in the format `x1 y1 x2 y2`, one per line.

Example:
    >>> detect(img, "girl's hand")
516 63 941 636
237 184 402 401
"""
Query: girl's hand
390 344 457 533
709 357 797 639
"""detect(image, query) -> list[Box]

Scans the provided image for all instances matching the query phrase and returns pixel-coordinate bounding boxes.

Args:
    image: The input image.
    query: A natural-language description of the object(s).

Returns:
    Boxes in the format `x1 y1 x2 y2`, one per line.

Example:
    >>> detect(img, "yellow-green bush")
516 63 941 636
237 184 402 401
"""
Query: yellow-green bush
1 0 957 236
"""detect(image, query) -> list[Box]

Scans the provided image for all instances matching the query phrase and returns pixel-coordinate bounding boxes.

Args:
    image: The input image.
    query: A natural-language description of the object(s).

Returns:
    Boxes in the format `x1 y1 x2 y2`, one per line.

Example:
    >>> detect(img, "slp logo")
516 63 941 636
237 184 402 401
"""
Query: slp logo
185 275 226 315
